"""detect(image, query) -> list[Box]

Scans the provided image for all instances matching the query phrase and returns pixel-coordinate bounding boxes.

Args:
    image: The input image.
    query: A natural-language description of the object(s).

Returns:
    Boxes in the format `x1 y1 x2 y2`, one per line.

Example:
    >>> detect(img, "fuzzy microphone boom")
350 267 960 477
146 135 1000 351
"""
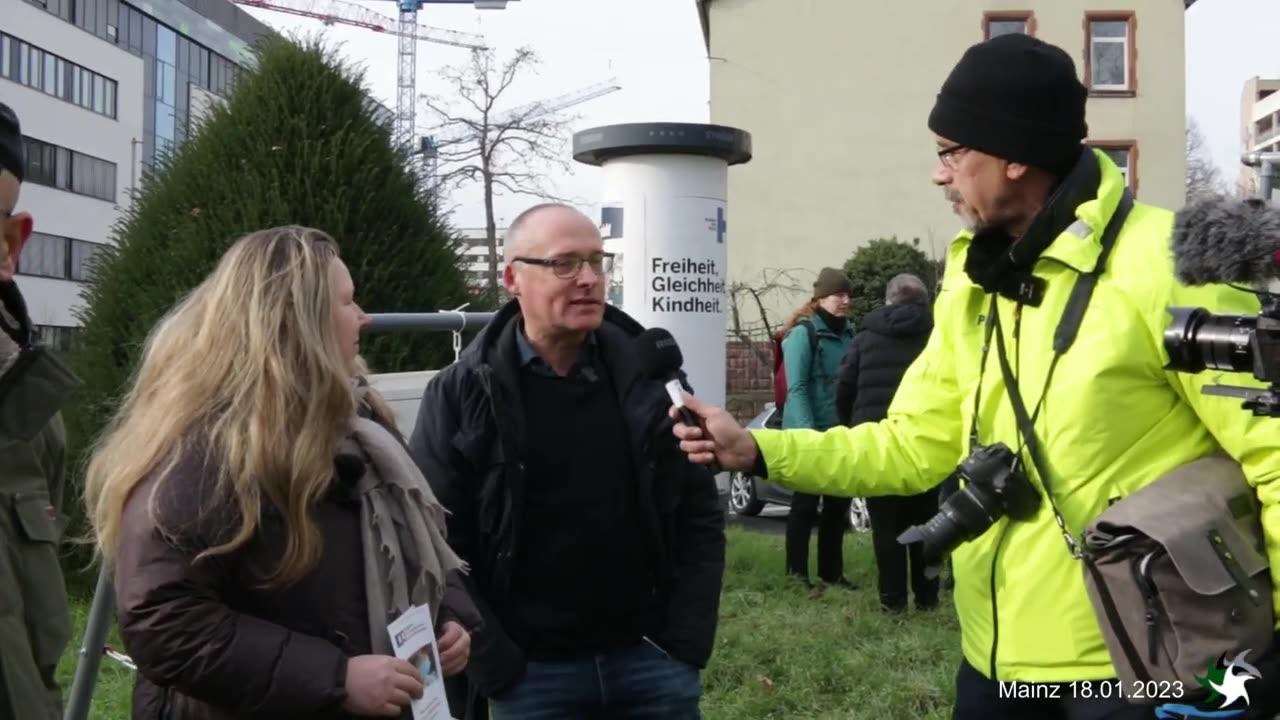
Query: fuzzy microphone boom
1171 195 1280 286
1165 195 1280 416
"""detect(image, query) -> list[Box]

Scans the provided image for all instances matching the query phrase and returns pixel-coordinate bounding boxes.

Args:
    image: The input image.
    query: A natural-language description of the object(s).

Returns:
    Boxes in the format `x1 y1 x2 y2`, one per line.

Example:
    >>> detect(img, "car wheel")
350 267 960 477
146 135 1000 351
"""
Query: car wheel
728 472 765 516
848 497 872 532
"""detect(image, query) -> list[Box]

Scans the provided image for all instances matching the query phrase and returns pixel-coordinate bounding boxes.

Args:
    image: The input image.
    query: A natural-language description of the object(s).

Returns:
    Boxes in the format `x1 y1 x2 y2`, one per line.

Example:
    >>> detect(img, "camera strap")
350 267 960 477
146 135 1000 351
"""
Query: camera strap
988 189 1134 560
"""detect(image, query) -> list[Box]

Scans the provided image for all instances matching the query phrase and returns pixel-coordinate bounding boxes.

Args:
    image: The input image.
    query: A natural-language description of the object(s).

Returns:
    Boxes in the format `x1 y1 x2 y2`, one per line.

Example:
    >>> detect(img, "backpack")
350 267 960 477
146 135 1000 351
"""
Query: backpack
771 318 819 414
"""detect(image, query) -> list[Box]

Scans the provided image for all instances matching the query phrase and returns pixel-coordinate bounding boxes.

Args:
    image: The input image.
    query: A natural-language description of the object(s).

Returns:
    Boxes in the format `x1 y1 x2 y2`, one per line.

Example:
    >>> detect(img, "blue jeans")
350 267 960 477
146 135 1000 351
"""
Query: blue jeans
489 639 702 719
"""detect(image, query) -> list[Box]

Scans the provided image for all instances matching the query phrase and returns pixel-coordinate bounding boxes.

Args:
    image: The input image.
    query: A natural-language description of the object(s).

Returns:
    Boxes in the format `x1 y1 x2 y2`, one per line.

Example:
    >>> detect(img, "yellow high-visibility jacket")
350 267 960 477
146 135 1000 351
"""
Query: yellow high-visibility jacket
751 150 1280 683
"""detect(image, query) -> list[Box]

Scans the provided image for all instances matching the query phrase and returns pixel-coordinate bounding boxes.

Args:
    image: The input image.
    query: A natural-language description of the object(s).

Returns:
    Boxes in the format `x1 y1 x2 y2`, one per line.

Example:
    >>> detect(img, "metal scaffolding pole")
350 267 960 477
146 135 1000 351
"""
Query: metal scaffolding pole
366 311 495 333
63 565 115 720
1242 151 1280 202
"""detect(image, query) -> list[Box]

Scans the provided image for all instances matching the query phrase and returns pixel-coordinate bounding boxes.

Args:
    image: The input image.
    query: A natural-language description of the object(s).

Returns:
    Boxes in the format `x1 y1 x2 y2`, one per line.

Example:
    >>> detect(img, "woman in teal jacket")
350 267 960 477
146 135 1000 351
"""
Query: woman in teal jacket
781 267 855 587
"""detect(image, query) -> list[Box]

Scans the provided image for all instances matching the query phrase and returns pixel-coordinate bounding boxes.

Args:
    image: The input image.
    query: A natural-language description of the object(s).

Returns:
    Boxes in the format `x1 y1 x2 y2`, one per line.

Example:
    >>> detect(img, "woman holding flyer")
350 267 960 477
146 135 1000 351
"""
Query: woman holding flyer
85 227 480 719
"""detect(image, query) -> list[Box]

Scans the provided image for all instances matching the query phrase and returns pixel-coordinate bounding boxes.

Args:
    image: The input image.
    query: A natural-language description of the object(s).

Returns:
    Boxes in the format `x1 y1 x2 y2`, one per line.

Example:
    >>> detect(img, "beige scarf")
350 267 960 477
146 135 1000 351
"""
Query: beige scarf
341 413 467 656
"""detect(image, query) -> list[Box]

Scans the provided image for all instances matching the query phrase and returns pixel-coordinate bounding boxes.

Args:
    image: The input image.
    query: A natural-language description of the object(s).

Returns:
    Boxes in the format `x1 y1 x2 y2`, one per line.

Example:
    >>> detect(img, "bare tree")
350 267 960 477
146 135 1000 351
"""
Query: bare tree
421 47 577 298
727 267 810 361
1187 115 1228 201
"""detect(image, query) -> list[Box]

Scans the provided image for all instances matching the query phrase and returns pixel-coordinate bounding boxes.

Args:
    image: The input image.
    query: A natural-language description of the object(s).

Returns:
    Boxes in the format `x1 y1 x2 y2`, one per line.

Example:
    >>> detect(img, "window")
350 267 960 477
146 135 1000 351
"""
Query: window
1085 13 1136 94
22 136 117 201
0 33 118 118
18 232 69 279
70 237 106 281
18 44 32 86
23 138 57 186
17 231 108 283
1089 141 1137 192
983 12 1034 39
93 74 106 114
42 52 56 91
34 325 79 353
128 6 143 54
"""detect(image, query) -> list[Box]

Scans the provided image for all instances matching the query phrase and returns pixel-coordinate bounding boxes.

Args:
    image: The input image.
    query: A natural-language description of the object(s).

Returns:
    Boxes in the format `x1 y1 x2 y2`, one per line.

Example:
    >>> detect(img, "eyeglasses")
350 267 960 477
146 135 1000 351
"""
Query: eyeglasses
937 145 969 171
512 252 615 280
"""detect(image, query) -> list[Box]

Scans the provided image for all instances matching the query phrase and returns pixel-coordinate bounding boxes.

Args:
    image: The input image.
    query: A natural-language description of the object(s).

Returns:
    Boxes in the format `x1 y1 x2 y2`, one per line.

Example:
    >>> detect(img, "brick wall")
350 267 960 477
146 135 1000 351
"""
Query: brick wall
726 338 773 423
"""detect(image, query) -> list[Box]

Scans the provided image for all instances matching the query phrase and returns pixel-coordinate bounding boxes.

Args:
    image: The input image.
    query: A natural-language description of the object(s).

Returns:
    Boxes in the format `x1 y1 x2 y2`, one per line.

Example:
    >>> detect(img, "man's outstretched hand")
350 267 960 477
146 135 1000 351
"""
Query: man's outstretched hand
669 392 759 473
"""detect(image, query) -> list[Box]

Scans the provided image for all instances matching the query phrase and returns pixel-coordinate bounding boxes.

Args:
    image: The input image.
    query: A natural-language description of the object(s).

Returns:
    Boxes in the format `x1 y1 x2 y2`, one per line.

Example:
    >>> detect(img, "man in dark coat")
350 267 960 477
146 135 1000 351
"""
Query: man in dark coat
408 203 725 719
835 273 939 612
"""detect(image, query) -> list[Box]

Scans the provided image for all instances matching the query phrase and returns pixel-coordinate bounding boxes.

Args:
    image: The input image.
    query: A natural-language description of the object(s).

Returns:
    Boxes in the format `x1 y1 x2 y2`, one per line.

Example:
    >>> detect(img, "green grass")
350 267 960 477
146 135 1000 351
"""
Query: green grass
701 527 961 719
59 526 961 719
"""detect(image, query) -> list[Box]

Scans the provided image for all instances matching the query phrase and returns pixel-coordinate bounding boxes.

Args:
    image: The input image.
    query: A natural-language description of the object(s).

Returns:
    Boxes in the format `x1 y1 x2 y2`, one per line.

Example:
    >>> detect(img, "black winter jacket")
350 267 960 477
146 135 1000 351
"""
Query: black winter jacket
835 301 933 427
406 300 726 709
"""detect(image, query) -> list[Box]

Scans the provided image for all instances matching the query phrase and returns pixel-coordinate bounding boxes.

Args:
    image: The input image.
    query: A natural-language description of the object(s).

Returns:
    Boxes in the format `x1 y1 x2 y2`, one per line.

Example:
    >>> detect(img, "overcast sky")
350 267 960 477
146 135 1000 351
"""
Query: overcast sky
240 0 709 230
1185 0 1280 193
240 0 1279 230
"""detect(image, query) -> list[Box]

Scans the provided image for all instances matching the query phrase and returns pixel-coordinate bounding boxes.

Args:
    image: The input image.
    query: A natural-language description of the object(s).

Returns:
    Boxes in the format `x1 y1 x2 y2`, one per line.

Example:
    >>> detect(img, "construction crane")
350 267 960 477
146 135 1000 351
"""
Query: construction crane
233 0 506 146
421 77 622 184
393 2 513 149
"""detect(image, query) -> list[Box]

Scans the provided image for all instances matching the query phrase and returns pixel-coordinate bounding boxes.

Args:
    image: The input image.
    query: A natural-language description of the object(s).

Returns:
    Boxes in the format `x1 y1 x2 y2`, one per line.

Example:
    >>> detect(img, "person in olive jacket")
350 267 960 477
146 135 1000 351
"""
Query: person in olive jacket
0 100 79 720
835 273 939 612
780 267 856 588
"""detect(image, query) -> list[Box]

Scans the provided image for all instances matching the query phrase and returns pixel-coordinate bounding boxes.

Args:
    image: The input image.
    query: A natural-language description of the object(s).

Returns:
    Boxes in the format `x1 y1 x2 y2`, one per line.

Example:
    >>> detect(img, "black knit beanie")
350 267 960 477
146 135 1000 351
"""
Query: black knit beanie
0 103 23 182
928 34 1088 176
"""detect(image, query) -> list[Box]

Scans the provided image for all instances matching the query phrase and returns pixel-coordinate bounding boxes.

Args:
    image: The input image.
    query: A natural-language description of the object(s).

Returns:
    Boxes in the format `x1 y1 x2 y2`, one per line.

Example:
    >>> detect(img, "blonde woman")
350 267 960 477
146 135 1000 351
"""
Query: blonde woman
84 227 480 719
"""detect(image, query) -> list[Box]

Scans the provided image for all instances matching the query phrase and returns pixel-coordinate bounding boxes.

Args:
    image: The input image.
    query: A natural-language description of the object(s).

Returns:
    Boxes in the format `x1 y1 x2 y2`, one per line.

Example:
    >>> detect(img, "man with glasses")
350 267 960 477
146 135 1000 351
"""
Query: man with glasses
409 203 725 719
0 101 78 720
667 33 1280 718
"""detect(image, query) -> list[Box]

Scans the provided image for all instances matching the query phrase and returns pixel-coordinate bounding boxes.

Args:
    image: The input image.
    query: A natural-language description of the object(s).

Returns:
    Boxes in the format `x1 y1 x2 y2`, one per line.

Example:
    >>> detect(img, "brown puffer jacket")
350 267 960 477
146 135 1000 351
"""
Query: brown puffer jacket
113 429 481 720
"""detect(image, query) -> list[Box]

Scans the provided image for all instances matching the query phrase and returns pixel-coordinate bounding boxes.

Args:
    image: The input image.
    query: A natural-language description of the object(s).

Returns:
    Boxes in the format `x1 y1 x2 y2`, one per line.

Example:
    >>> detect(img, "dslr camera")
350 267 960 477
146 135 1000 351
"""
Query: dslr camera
897 442 1041 564
1164 293 1280 417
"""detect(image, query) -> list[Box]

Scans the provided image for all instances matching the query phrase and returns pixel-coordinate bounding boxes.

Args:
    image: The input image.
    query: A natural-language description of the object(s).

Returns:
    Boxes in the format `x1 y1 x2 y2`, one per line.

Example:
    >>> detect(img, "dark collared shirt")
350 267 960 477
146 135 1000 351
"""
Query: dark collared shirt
514 321 601 384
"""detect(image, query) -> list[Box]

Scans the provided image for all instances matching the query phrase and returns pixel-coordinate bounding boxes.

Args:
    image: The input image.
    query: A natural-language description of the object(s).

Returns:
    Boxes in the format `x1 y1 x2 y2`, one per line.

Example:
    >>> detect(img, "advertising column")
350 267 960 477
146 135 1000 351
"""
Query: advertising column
573 123 752 411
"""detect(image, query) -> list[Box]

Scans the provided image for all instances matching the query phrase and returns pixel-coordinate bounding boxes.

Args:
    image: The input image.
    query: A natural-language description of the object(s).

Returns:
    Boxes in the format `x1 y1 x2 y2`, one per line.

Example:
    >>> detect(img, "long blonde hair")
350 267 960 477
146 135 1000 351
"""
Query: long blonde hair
84 226 358 587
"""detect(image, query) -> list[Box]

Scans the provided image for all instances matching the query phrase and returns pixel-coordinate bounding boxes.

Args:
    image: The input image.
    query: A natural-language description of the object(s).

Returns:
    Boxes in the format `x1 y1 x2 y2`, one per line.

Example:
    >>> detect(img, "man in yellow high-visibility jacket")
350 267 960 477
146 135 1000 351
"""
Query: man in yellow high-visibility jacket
673 34 1280 719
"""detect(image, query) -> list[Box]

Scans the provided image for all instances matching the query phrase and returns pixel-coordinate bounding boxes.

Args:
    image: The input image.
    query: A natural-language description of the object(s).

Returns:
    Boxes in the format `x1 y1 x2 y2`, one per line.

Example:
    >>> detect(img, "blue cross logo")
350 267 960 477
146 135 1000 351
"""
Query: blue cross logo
716 207 726 244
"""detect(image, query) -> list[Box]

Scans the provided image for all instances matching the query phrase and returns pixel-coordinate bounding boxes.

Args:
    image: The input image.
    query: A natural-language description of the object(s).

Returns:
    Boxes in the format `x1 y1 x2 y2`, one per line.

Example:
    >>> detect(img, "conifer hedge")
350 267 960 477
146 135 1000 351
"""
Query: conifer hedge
63 35 469 558
842 237 938 325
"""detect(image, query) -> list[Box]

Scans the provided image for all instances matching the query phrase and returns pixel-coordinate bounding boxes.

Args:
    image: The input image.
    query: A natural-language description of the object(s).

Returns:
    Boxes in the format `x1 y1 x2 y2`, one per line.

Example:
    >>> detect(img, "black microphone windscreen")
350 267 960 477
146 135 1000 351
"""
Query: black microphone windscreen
635 327 684 380
1172 195 1280 286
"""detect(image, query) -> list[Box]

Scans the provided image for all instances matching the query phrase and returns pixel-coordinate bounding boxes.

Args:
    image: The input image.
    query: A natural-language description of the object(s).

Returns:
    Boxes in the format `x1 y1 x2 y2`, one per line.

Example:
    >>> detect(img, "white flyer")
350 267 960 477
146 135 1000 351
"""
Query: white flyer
387 603 450 720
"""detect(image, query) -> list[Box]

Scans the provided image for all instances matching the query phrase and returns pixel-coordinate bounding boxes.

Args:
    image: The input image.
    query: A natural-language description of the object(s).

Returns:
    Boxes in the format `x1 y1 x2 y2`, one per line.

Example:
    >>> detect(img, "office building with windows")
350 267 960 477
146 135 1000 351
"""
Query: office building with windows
3 0 271 347
455 225 506 294
696 0 1188 327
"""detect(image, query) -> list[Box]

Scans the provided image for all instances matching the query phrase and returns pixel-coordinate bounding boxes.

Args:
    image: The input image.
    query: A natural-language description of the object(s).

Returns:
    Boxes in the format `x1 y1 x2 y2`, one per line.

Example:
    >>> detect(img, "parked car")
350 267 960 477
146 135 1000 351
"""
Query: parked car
727 402 872 532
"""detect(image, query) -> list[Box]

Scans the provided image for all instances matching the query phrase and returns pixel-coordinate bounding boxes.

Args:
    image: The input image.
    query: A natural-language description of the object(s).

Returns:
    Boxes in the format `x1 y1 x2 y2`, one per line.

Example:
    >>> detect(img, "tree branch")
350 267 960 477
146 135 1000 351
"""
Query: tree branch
421 45 579 213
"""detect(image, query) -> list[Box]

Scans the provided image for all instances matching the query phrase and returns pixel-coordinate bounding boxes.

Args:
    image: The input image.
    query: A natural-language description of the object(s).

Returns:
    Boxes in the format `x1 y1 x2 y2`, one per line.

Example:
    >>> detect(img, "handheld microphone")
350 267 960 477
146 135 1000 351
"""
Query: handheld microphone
635 327 700 429
1171 195 1280 286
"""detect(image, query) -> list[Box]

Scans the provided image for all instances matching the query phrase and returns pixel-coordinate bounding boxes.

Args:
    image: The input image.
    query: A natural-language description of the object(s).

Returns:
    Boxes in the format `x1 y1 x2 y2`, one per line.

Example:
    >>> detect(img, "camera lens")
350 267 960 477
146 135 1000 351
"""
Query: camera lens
898 483 1000 562
1164 306 1254 373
